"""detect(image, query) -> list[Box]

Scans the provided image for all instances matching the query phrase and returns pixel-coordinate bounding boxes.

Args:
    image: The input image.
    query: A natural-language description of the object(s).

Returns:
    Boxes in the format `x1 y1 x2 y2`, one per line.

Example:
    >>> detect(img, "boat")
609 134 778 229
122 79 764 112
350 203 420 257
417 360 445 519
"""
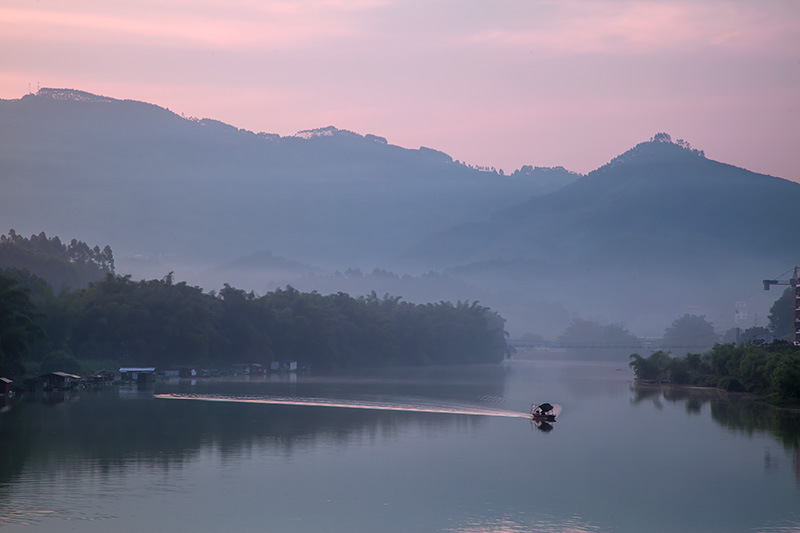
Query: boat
530 402 557 422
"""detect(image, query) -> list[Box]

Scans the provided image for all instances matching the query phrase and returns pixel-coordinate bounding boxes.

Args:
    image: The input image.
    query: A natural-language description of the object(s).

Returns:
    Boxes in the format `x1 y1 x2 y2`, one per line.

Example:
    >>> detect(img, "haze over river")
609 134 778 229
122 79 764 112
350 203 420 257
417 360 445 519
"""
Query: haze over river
1 358 799 532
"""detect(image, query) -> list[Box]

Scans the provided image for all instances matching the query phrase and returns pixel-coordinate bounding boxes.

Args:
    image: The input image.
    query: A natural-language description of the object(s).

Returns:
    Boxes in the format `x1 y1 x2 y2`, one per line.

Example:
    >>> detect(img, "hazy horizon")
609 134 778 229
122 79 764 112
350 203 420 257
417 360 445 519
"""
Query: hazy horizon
2 0 798 341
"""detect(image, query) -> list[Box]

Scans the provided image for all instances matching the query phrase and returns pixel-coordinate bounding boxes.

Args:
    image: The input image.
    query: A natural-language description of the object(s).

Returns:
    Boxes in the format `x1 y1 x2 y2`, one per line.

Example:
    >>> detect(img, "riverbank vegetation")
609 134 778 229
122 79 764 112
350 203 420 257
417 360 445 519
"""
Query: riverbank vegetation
0 269 512 378
629 343 800 404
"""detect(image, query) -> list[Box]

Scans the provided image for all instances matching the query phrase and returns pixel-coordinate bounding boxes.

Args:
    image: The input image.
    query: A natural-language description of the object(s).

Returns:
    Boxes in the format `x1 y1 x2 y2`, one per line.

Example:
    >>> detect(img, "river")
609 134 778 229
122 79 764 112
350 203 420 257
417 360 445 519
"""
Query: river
1 359 798 532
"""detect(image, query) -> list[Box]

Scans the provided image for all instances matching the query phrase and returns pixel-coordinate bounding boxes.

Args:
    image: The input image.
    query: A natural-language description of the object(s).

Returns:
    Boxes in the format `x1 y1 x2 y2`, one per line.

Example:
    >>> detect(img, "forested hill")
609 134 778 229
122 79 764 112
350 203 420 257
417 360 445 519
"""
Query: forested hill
0 88 577 267
0 230 114 289
402 134 800 333
409 134 800 270
3 89 795 337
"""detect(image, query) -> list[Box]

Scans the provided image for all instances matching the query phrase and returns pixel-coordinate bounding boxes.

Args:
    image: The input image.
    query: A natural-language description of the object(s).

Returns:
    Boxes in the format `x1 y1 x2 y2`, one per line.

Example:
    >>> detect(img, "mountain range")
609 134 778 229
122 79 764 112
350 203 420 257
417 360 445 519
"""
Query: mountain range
1 88 797 337
0 88 576 268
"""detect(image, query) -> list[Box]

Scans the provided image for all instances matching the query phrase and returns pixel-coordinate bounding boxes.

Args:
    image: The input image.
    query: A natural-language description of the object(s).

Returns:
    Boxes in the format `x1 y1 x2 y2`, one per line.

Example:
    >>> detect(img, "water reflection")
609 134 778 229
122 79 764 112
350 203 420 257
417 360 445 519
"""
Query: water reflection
3 364 800 533
630 383 800 485
447 512 602 533
531 420 554 432
0 368 511 487
0 508 58 528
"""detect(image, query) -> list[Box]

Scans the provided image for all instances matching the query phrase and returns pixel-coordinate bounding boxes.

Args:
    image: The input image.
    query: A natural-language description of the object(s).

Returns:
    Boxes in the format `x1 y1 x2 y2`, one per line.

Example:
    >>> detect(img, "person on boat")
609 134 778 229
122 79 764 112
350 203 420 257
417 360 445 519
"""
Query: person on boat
532 403 553 416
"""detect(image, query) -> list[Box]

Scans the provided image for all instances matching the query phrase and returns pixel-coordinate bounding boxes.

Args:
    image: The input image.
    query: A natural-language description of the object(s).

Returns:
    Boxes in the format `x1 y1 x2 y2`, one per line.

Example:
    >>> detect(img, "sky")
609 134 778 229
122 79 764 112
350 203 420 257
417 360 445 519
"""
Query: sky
1 0 799 180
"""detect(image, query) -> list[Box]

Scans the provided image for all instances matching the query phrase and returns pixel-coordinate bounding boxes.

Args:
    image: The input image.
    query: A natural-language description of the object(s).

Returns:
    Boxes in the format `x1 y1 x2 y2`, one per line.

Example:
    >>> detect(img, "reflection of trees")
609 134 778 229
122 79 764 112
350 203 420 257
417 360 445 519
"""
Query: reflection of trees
0 398 35 486
630 384 800 483
709 398 800 448
630 385 707 414
710 396 800 488
659 386 713 414
0 370 508 486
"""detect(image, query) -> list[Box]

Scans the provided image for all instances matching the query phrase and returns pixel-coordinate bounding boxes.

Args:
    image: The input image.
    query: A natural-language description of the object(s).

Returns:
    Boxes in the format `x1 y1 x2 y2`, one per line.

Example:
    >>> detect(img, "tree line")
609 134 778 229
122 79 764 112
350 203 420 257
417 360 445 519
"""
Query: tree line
554 304 793 360
0 269 512 379
629 342 800 404
0 230 114 290
553 314 731 360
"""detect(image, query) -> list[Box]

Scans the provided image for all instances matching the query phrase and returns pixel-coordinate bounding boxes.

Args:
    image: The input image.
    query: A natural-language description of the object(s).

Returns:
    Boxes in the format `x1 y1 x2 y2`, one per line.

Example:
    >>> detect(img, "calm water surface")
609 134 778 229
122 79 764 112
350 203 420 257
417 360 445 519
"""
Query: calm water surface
1 359 799 532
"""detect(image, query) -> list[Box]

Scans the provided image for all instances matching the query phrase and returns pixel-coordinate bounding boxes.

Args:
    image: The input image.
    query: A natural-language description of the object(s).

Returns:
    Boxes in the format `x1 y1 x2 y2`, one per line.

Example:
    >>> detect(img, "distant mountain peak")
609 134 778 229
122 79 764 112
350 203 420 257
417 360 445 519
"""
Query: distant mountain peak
36 88 117 104
293 126 390 145
591 133 706 176
511 165 581 177
295 125 359 140
647 132 704 156
196 118 239 133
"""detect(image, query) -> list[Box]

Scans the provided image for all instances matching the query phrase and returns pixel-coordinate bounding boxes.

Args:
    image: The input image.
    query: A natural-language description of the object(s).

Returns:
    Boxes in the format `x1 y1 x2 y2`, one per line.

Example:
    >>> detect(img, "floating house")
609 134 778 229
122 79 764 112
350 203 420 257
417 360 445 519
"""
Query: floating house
89 370 116 386
23 372 82 392
270 360 298 373
119 367 156 385
164 366 198 378
232 363 265 376
0 377 11 396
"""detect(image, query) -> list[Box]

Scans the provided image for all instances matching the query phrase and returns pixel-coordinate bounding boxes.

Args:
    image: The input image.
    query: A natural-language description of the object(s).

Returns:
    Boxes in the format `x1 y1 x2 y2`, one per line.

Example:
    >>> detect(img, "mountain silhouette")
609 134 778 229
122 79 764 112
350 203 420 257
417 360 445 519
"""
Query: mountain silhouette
0 88 576 270
403 134 799 333
410 134 798 270
1 90 795 336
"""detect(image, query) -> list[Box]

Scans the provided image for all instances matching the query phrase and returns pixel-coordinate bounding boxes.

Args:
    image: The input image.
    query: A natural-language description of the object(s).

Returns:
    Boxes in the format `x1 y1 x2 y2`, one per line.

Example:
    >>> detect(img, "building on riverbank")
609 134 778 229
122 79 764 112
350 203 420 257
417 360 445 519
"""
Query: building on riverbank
23 372 82 392
270 360 298 373
119 367 156 385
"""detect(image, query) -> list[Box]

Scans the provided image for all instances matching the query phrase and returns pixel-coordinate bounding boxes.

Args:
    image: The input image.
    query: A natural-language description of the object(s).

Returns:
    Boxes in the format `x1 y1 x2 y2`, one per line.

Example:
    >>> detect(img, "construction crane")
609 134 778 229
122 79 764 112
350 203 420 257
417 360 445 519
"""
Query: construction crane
762 266 799 291
762 266 800 345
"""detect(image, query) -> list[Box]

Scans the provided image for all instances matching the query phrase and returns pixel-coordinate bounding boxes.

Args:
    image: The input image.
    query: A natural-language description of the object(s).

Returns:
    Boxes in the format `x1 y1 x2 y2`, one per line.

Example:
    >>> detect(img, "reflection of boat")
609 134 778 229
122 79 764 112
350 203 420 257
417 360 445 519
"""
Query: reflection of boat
530 402 557 422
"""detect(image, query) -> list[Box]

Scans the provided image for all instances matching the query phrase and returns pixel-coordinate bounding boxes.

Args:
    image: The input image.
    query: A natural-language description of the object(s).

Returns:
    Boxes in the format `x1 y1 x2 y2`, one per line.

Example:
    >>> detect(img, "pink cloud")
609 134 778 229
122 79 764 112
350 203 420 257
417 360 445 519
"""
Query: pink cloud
1 0 797 182
0 2 372 50
468 1 800 56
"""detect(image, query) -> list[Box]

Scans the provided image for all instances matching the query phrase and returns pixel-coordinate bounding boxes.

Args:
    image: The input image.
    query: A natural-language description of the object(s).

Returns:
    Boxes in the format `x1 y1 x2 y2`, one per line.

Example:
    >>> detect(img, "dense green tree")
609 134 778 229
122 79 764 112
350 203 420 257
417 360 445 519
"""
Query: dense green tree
39 349 82 375
736 343 770 392
629 341 800 402
1 267 81 362
0 230 114 289
661 314 718 354
768 287 794 340
629 351 671 381
720 326 771 344
559 318 641 347
740 326 772 344
67 274 219 366
0 272 43 377
9 272 512 374
558 318 641 360
769 351 800 399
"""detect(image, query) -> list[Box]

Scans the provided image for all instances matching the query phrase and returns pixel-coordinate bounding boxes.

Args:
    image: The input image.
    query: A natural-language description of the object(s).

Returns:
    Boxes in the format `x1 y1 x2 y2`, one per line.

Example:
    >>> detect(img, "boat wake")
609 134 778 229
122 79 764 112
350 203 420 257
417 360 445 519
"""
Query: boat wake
154 393 533 419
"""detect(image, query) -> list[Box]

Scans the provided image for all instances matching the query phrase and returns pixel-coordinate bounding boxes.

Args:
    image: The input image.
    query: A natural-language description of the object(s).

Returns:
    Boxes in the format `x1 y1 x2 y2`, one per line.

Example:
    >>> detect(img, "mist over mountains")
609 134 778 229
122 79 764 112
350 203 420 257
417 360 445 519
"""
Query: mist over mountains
0 88 575 268
413 135 800 334
1 89 797 338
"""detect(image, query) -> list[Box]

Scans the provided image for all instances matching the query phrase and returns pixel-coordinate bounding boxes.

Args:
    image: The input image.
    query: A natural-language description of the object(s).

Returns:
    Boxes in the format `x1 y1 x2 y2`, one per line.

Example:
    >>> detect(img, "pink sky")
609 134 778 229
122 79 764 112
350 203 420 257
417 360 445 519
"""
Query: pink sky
2 0 798 180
